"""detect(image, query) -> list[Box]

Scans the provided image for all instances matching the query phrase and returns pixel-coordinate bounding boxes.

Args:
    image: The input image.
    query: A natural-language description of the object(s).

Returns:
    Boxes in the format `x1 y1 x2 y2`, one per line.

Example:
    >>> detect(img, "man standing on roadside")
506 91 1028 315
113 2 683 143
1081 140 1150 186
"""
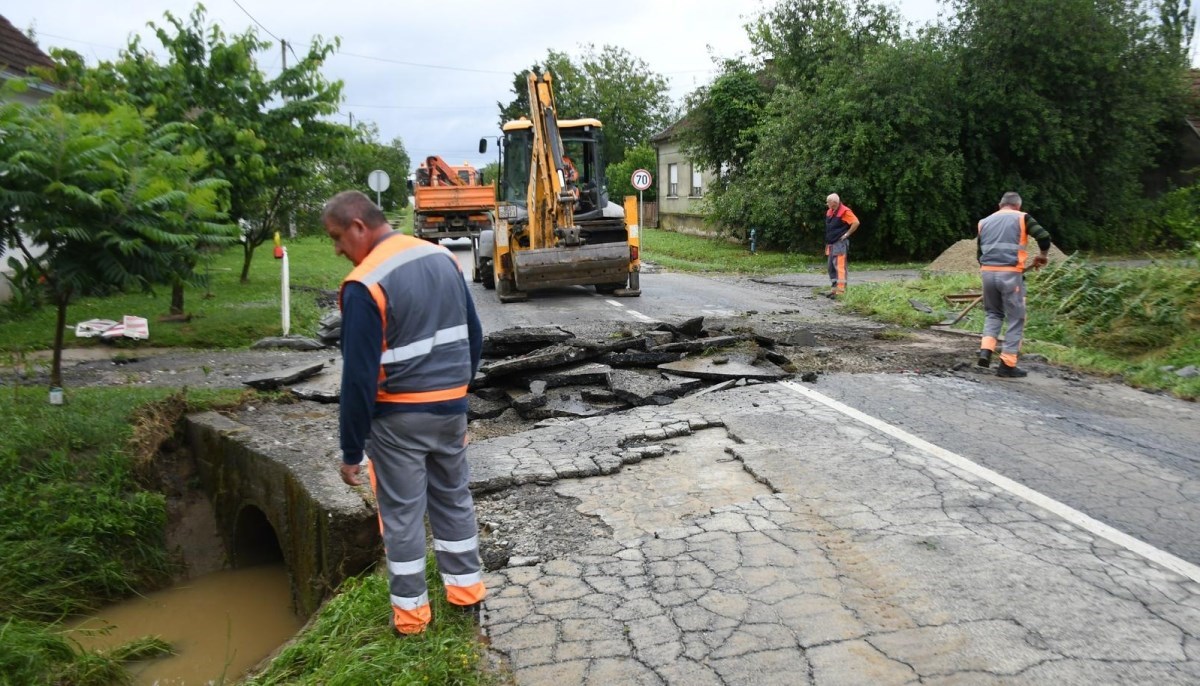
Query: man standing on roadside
824 193 860 298
323 190 486 635
976 191 1051 378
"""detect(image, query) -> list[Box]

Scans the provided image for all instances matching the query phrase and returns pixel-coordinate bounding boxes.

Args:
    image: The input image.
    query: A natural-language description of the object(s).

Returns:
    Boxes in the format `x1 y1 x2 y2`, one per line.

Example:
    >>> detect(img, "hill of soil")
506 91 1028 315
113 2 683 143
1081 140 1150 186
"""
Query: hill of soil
926 239 1069 273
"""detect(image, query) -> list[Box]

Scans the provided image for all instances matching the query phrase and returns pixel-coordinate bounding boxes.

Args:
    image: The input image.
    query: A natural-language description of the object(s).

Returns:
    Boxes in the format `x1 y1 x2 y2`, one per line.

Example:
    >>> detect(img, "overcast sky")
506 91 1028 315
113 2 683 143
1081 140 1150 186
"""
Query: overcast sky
10 0 949 174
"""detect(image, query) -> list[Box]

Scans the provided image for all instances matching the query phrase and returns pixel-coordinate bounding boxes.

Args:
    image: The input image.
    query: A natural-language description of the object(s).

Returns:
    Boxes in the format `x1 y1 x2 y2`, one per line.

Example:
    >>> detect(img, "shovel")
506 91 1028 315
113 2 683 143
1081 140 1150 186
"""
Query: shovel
939 293 982 327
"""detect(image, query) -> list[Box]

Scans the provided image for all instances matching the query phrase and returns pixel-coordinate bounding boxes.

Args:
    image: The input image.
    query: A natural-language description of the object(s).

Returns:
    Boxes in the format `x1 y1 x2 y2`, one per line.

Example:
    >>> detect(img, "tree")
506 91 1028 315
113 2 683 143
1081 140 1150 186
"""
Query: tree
49 5 345 284
0 101 232 389
297 125 412 232
605 144 658 202
947 0 1191 249
497 46 672 165
679 59 773 186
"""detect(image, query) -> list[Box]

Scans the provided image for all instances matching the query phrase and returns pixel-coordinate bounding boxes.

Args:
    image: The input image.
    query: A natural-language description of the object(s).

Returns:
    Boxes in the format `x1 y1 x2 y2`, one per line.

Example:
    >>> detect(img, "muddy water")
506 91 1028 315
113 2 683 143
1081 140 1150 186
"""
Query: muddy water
67 565 303 685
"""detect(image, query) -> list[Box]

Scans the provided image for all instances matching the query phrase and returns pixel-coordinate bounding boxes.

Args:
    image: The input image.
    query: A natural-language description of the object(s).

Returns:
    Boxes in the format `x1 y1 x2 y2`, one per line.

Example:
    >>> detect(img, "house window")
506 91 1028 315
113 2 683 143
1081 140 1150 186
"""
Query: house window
690 166 703 197
667 163 678 197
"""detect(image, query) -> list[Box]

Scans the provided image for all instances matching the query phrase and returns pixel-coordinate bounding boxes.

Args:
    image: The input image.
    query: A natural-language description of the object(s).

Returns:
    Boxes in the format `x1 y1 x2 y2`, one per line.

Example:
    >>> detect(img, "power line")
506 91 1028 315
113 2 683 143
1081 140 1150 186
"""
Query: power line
337 51 509 74
345 103 495 111
230 0 281 42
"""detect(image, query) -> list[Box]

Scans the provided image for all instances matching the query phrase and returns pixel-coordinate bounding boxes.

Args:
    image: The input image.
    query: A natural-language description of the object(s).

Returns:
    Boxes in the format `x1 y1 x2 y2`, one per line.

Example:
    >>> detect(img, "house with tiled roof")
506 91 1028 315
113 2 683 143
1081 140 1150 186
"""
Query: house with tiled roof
0 14 57 104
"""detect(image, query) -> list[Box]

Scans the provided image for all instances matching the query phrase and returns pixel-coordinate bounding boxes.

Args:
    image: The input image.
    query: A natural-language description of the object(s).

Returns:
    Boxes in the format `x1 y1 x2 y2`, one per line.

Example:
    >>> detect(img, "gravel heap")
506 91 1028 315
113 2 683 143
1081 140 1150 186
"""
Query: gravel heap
925 238 1069 273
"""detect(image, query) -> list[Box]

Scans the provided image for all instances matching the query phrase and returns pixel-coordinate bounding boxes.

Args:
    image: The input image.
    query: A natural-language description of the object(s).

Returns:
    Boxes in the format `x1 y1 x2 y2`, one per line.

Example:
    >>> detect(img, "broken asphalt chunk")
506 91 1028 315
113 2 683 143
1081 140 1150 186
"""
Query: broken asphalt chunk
479 344 594 378
482 326 575 357
658 356 790 381
527 362 612 388
649 334 748 354
243 361 326 390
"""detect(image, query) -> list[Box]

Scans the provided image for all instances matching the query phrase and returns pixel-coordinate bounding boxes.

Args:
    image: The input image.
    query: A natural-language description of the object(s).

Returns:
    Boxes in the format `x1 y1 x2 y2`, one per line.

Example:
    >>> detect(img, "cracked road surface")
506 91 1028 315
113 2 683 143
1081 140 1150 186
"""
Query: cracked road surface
469 382 1200 685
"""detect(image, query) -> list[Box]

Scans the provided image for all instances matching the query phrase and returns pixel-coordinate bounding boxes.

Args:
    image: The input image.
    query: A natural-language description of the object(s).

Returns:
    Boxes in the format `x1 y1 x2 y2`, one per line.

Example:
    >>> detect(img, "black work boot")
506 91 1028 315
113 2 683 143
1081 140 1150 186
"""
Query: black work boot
996 362 1027 378
977 349 992 368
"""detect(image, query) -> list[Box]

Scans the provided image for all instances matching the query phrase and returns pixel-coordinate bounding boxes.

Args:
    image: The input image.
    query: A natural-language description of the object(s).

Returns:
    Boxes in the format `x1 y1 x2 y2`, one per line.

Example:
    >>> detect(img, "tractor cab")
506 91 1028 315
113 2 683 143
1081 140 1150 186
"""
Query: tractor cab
497 117 612 220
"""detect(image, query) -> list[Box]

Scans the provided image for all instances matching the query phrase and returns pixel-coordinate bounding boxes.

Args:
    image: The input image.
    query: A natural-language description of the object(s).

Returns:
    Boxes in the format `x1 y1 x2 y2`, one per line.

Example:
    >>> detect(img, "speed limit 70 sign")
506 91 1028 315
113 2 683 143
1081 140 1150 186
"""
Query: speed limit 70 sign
631 169 652 191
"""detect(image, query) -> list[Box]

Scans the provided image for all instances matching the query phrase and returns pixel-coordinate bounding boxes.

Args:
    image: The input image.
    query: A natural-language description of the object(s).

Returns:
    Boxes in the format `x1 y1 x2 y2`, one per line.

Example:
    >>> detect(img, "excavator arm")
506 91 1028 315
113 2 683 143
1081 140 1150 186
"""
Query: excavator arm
525 72 579 250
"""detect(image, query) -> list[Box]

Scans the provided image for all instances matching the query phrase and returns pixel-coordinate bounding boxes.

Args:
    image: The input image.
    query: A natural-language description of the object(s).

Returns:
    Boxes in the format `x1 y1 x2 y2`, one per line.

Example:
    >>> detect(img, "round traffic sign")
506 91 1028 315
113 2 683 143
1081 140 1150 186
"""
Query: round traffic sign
367 169 391 193
631 168 652 191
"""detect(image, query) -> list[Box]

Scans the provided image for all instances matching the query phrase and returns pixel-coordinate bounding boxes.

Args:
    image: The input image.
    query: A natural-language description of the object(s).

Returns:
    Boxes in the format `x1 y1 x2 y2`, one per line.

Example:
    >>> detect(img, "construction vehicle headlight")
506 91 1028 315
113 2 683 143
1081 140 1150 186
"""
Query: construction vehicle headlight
498 205 518 220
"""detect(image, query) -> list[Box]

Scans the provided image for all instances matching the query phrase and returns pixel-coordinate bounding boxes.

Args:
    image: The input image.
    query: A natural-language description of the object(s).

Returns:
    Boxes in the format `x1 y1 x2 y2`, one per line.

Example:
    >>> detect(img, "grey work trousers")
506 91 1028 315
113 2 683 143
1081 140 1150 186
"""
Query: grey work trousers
981 270 1026 360
366 411 483 632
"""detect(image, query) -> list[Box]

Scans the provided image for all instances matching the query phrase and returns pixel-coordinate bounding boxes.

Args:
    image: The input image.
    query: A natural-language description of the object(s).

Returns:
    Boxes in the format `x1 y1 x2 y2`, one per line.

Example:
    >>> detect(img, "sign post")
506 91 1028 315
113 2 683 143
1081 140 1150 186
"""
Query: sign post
631 168 652 250
367 169 391 207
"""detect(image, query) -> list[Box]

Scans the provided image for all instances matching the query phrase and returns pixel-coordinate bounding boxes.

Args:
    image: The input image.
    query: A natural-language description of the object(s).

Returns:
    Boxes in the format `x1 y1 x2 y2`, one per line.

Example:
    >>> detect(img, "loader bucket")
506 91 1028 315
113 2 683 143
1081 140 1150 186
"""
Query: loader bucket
512 242 631 291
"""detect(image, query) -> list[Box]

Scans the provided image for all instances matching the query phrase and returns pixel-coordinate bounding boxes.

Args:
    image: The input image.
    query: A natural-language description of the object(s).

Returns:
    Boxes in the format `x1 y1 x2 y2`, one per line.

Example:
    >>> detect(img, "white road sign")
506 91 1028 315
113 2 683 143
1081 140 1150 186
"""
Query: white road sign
631 169 652 191
367 169 391 193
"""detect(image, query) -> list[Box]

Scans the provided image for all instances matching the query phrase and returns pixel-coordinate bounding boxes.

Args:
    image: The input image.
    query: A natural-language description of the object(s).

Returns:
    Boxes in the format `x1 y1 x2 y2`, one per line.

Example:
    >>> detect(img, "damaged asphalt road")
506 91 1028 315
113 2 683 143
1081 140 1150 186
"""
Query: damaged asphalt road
12 269 1200 684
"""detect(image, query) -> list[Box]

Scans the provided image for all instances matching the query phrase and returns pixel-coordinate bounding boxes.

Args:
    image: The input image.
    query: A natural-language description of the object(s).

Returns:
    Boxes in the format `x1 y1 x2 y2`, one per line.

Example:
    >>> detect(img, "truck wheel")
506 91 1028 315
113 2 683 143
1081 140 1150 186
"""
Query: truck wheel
594 282 623 294
480 260 495 290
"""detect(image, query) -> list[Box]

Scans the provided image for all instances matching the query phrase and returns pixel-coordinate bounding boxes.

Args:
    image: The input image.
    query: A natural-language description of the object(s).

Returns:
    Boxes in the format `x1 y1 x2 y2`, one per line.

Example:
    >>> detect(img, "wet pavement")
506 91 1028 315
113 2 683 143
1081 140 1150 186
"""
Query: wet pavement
471 382 1200 685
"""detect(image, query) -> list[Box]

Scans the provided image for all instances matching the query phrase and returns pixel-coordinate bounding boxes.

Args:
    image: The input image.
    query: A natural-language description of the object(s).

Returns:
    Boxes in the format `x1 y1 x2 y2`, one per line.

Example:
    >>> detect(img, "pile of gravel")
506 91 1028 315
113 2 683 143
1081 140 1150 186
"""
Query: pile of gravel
926 238 1069 273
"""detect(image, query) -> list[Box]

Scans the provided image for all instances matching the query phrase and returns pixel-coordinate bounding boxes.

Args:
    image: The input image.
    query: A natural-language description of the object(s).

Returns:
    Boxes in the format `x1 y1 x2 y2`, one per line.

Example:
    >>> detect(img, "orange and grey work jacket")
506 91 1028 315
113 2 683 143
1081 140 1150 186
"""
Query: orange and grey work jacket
977 208 1051 273
339 233 473 406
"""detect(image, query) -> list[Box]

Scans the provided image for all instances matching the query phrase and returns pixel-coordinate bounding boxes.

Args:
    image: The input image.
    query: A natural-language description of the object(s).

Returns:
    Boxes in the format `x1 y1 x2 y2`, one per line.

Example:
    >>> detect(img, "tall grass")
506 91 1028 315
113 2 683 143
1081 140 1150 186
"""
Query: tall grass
839 254 1200 399
0 387 245 685
246 566 496 686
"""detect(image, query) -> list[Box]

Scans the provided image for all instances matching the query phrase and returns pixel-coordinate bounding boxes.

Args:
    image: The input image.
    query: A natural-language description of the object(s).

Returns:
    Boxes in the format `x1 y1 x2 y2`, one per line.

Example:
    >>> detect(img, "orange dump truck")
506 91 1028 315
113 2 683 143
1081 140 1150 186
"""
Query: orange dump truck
412 155 495 247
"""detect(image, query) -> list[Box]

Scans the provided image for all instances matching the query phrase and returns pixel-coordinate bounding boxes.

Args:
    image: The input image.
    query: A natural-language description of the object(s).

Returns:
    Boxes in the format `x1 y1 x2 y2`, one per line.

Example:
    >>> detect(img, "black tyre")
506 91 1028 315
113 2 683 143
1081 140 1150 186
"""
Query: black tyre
480 260 495 290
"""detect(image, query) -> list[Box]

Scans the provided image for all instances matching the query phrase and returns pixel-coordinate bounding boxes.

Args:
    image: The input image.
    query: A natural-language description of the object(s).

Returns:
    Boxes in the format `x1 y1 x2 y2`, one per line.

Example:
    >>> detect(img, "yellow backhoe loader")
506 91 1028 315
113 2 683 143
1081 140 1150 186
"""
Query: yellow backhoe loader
474 71 641 302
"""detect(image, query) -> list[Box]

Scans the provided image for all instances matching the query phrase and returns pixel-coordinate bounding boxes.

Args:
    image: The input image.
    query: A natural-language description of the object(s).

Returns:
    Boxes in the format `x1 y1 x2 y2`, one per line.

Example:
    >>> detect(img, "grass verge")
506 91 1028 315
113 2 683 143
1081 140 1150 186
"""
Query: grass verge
0 387 248 684
837 256 1200 399
0 236 347 352
246 567 499 686
641 228 924 275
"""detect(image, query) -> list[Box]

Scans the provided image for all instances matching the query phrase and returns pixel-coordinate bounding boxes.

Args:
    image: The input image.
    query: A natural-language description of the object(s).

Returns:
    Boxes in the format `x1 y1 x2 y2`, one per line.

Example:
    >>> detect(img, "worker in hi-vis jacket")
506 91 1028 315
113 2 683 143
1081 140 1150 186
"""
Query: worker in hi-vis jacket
823 193 860 298
976 191 1051 378
323 190 486 635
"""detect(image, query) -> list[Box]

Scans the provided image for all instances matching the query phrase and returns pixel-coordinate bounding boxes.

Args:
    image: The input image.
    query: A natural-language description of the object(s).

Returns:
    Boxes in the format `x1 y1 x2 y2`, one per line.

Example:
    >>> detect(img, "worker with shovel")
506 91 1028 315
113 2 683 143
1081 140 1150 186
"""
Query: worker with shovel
976 191 1051 378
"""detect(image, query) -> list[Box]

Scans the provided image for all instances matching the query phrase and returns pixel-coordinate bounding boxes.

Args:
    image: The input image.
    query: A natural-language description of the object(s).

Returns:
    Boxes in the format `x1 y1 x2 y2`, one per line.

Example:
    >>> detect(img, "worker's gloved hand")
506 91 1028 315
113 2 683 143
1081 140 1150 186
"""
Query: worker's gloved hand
1032 254 1049 269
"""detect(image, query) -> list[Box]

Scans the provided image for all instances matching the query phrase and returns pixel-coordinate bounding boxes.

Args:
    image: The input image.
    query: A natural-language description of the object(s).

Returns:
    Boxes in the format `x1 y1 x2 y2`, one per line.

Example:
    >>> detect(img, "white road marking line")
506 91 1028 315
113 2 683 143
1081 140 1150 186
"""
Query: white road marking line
780 380 1200 584
604 299 657 323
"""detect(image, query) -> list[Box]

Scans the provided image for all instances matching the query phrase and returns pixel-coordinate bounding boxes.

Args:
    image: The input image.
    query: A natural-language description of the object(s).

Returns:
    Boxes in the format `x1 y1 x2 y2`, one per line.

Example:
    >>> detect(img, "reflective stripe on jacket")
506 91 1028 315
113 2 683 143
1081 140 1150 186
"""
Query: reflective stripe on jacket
339 233 472 404
978 209 1028 273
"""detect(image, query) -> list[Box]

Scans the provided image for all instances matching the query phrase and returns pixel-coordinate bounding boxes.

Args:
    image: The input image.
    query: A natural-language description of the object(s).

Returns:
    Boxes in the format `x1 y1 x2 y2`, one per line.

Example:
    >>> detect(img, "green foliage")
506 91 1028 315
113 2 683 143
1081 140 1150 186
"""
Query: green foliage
1150 179 1200 246
949 0 1190 251
686 0 1194 259
295 124 412 234
0 99 236 385
839 257 1200 398
679 60 772 184
497 45 673 165
0 388 185 621
246 570 493 685
606 144 658 201
718 35 967 256
48 4 347 284
1034 257 1200 355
